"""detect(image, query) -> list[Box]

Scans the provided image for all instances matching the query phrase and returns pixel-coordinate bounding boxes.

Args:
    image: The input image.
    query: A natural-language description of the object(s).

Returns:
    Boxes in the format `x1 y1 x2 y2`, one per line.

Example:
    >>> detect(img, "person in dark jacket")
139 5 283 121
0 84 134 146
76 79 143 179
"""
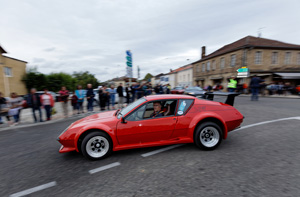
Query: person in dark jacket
125 85 131 104
117 83 124 109
249 75 263 101
26 88 43 123
150 101 164 118
86 84 95 112
99 86 108 111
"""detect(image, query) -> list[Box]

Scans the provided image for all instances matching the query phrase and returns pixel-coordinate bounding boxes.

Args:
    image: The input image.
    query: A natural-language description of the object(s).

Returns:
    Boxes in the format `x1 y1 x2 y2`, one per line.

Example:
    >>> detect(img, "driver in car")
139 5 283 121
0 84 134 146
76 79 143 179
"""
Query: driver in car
150 101 165 118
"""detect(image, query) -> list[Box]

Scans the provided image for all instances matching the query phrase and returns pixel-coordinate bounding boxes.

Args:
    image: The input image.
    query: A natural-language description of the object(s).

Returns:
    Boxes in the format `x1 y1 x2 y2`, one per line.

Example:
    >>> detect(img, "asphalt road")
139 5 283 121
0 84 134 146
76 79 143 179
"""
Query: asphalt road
0 96 299 197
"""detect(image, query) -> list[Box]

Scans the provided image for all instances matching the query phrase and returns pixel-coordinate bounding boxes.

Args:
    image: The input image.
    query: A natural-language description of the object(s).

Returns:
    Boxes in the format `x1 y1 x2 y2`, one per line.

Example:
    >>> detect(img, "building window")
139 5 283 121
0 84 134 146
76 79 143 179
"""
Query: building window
4 67 12 77
196 65 200 73
297 53 300 65
202 63 205 72
255 51 262 65
206 61 210 71
271 52 278 65
230 54 236 67
212 60 216 70
220 57 225 69
285 52 291 64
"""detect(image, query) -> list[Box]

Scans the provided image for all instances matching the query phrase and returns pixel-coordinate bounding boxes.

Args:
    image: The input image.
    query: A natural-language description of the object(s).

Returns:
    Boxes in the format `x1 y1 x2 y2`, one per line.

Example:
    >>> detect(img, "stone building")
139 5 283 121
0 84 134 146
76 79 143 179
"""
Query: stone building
0 45 27 96
192 36 300 88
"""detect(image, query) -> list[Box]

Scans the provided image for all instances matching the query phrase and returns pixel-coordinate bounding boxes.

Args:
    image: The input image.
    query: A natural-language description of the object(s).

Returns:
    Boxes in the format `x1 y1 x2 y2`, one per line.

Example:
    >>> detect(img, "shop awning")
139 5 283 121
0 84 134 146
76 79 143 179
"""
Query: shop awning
250 73 272 77
274 73 300 79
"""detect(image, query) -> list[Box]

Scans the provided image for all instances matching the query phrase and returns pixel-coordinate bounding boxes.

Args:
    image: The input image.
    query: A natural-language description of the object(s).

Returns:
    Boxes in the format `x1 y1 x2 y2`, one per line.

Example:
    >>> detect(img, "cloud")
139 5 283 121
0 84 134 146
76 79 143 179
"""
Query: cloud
1 0 300 81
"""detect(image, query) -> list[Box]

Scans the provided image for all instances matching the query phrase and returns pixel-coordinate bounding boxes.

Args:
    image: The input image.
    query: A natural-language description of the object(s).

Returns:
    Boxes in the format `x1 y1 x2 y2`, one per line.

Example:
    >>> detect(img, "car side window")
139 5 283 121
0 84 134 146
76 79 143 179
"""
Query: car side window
177 99 193 116
143 100 178 119
126 105 146 121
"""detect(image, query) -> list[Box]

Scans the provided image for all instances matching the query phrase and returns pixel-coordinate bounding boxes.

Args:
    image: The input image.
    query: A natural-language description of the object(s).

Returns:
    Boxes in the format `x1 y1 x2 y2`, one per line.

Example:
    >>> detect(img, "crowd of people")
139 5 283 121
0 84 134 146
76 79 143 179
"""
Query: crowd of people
0 79 299 126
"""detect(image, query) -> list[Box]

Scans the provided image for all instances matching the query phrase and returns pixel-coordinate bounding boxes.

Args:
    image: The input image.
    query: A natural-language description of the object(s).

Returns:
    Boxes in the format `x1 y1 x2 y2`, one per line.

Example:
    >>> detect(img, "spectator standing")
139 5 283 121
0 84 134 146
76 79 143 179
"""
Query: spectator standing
75 85 85 113
40 89 54 121
0 92 9 124
125 85 131 104
8 92 23 124
249 75 263 101
166 84 171 94
108 85 116 109
27 88 43 123
227 76 237 92
117 83 124 108
86 84 95 112
71 94 78 115
99 86 107 111
59 86 69 117
130 84 136 102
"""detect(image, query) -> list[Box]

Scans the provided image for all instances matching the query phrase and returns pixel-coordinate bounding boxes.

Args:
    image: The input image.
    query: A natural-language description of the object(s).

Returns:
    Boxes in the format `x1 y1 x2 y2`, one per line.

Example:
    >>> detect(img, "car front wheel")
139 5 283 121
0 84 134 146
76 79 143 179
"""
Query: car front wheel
81 131 112 160
195 122 222 150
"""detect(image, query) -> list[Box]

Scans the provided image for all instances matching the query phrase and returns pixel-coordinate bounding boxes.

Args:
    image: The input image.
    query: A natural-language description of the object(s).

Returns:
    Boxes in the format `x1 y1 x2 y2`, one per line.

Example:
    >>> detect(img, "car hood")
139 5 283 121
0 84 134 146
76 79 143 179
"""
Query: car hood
72 111 117 126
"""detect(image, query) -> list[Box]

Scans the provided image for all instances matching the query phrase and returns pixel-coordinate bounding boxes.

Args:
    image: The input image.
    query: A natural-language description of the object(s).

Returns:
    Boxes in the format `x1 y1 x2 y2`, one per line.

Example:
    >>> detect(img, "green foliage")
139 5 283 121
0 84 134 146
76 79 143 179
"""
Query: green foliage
72 71 99 89
22 69 99 92
143 73 153 82
22 68 48 92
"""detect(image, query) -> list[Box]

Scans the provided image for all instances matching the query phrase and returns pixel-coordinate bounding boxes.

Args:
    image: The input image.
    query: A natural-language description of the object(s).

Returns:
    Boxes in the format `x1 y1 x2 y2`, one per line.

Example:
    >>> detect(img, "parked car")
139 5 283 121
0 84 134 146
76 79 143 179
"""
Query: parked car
184 86 206 98
57 93 244 160
171 86 185 94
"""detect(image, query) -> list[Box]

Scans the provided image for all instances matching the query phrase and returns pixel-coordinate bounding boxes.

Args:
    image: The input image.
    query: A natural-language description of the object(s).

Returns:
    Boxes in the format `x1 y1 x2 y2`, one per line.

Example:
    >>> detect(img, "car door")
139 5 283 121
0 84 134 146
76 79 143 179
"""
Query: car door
138 100 178 143
138 116 177 143
116 104 146 145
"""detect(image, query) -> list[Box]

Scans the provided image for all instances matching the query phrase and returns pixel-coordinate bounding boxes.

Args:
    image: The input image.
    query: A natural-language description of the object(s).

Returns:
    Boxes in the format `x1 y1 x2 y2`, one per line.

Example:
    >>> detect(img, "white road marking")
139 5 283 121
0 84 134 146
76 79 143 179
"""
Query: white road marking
141 144 184 157
232 116 300 133
89 162 121 174
9 181 57 197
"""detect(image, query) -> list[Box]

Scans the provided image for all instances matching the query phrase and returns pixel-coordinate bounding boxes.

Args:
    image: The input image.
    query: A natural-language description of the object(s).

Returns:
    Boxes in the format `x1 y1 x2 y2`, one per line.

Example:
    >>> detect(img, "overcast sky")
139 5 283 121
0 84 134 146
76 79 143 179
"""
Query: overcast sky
1 0 300 81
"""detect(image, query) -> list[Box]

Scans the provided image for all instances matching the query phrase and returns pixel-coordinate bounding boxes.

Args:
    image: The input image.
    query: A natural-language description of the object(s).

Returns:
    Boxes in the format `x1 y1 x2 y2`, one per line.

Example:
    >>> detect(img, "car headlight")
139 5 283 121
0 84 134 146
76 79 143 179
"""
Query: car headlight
188 92 195 95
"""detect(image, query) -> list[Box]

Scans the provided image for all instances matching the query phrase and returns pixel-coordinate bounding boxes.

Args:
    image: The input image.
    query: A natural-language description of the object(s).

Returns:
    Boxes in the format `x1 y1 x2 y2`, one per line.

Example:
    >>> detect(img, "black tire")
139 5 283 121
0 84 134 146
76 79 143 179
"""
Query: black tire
194 121 223 150
81 131 113 160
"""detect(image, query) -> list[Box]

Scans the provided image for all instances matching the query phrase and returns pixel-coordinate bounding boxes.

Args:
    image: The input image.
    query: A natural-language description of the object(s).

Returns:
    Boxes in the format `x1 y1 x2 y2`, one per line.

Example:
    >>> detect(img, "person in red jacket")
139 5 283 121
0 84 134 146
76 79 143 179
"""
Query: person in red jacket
40 89 54 121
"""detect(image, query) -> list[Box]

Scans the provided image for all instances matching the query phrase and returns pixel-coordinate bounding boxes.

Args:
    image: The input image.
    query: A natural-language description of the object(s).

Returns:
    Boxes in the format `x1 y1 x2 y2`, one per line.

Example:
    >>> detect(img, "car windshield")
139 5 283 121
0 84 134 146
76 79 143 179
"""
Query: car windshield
117 98 146 119
186 87 203 91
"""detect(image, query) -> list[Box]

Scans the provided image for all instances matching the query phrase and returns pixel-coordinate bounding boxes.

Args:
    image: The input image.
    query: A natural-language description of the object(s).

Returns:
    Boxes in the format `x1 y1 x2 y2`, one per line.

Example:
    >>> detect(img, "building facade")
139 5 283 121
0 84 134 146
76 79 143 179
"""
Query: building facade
192 36 300 88
176 65 193 87
0 45 27 96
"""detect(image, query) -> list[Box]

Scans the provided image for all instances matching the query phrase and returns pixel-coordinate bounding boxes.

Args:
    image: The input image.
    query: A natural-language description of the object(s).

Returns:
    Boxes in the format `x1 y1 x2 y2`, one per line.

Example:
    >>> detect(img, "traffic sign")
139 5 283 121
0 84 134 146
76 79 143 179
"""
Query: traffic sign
126 61 132 67
237 67 249 78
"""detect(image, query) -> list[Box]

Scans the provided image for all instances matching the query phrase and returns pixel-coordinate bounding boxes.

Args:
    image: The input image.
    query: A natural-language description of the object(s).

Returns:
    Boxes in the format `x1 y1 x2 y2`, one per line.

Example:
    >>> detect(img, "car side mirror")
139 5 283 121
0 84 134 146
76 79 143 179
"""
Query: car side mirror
121 116 127 124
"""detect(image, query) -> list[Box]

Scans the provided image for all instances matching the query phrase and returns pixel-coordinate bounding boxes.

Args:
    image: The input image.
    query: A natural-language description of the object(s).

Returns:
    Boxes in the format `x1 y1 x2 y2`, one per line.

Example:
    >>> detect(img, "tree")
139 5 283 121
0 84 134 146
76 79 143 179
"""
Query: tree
143 73 153 82
22 68 48 92
47 72 76 92
72 71 99 89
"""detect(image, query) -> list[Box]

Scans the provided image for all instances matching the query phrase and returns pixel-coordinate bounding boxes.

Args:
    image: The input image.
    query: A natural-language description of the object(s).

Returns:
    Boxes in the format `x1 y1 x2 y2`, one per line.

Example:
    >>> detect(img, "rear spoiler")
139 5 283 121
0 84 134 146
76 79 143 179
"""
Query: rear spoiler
204 92 240 106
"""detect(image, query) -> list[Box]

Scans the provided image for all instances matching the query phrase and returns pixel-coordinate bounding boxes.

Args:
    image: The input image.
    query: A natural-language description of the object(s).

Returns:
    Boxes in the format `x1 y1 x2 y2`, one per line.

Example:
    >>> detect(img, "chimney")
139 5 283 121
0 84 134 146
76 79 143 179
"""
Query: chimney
201 46 206 59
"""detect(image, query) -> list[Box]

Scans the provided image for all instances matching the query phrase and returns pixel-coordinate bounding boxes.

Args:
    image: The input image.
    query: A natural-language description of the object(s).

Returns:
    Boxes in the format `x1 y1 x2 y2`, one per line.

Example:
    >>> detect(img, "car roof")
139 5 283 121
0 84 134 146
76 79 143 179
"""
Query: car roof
144 94 195 101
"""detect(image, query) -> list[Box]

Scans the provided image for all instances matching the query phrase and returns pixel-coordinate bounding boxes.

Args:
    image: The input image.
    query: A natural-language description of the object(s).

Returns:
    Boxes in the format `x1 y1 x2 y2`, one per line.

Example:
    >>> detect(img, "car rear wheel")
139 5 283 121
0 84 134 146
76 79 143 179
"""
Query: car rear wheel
81 131 112 160
195 122 222 150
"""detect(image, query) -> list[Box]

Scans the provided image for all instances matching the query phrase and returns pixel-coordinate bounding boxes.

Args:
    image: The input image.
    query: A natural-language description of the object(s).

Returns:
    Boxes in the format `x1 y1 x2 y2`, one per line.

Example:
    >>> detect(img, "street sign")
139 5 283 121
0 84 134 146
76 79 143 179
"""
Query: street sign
237 67 250 78
126 61 132 67
126 50 133 78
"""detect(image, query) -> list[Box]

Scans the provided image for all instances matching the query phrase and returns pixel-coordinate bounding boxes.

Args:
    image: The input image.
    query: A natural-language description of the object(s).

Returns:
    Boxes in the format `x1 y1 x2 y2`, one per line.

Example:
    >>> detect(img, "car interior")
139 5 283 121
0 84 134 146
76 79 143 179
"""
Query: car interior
126 100 178 121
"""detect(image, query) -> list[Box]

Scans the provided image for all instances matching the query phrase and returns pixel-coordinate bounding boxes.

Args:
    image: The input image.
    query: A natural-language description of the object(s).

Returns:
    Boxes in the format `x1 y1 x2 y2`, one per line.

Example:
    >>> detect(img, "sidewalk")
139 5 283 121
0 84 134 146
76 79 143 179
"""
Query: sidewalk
0 94 298 131
0 102 115 131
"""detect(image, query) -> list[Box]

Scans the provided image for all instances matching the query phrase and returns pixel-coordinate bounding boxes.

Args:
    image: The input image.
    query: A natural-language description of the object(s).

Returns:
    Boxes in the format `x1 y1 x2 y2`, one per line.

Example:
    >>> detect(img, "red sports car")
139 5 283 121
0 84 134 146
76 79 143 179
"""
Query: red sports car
57 93 243 160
